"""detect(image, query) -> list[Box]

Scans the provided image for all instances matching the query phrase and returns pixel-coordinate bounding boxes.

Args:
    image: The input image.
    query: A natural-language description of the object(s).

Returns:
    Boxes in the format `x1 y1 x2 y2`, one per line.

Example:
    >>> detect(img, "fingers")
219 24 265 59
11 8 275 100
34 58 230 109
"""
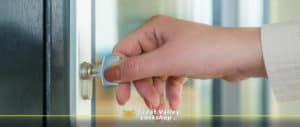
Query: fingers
153 78 166 117
115 76 186 110
108 16 169 82
166 76 185 110
133 78 160 109
115 82 131 105
153 77 166 110
104 50 169 82
109 15 175 108
112 16 166 57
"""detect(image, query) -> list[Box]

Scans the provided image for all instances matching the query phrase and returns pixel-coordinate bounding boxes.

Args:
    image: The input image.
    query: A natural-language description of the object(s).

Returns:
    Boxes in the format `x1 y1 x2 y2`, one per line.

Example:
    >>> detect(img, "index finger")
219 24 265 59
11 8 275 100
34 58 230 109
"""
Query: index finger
112 16 165 57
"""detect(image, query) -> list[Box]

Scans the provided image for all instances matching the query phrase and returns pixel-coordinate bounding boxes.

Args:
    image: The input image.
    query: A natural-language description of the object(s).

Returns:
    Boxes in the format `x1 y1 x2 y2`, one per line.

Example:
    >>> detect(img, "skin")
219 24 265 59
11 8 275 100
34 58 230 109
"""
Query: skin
104 15 267 110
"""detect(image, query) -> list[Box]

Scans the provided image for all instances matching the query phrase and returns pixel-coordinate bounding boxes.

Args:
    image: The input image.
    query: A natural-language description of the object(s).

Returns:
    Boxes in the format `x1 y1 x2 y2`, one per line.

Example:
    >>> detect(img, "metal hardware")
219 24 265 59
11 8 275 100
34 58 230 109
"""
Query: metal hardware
79 62 97 100
80 62 98 80
80 79 93 100
79 55 121 100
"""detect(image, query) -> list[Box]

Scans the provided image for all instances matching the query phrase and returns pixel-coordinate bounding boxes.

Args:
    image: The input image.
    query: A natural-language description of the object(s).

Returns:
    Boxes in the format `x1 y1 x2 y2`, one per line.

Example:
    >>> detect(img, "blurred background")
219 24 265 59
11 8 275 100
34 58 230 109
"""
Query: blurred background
92 0 300 127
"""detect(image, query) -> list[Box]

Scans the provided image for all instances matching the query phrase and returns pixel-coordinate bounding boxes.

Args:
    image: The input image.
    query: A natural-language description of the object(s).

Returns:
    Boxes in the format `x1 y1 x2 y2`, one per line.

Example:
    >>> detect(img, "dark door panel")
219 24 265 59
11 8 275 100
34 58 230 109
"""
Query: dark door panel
0 0 44 126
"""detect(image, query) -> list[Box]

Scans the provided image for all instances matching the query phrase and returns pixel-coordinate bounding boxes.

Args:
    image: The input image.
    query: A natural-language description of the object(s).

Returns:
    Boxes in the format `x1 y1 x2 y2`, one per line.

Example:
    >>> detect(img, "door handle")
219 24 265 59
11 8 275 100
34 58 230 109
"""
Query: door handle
79 55 121 100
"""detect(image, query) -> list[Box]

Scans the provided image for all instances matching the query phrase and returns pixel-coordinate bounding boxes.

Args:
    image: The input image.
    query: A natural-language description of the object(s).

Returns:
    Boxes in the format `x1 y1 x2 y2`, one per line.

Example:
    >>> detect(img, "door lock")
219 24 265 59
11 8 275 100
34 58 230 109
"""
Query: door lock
80 62 98 80
79 55 121 100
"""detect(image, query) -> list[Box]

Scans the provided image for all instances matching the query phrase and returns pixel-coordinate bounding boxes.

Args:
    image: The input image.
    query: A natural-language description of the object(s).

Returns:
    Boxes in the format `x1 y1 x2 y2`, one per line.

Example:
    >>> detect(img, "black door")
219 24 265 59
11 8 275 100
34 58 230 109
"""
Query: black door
0 0 70 126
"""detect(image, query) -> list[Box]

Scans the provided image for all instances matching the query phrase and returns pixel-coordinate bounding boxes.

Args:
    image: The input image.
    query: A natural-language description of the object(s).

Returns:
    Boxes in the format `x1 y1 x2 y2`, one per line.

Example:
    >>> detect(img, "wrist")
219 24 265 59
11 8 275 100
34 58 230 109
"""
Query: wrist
237 28 267 78
219 27 267 80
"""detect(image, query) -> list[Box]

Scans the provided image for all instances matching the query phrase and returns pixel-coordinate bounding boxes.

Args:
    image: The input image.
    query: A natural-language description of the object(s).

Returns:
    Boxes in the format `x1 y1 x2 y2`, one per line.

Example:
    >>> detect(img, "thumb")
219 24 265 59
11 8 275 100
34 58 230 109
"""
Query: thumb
104 51 168 82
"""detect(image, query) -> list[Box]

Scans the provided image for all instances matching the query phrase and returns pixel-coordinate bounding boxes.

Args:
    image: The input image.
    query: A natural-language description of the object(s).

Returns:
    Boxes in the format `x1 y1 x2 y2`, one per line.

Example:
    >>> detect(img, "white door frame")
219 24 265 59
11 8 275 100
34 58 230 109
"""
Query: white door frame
70 0 93 126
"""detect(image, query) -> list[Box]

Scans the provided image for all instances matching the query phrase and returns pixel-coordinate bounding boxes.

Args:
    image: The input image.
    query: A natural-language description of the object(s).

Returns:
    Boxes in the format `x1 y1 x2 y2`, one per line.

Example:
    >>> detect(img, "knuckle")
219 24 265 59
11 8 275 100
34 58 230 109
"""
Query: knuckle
150 15 163 20
170 78 183 86
127 30 138 37
112 45 126 56
149 15 169 22
112 45 121 53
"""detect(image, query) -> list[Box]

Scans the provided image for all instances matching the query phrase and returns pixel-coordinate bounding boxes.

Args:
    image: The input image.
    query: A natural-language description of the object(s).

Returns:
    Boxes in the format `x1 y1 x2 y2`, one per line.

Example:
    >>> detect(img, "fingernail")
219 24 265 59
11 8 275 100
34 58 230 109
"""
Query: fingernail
144 99 153 109
159 103 165 111
117 99 125 105
104 65 121 82
170 103 179 110
116 95 126 105
151 98 160 109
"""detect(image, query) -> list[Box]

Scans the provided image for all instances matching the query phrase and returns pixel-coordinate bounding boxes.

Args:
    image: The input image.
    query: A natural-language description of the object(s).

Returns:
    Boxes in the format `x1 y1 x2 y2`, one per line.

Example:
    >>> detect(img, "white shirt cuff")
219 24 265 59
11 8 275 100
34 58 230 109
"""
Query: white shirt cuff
261 21 300 102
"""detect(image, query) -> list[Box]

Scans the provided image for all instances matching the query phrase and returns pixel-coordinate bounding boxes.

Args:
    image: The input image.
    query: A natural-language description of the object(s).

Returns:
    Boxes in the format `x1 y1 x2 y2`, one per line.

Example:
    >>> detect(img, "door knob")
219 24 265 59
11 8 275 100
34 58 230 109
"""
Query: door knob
79 55 121 100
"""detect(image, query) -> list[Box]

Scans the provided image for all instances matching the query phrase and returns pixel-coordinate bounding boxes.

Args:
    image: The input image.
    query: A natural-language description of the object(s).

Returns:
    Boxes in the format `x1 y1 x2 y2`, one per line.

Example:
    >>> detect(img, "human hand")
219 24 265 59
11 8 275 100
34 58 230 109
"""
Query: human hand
104 15 266 110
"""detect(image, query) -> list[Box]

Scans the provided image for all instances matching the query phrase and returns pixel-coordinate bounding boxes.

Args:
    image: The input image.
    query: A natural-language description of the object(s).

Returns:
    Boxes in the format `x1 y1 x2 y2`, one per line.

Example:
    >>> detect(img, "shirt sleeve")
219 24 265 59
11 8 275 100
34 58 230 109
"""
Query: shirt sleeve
261 21 300 102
